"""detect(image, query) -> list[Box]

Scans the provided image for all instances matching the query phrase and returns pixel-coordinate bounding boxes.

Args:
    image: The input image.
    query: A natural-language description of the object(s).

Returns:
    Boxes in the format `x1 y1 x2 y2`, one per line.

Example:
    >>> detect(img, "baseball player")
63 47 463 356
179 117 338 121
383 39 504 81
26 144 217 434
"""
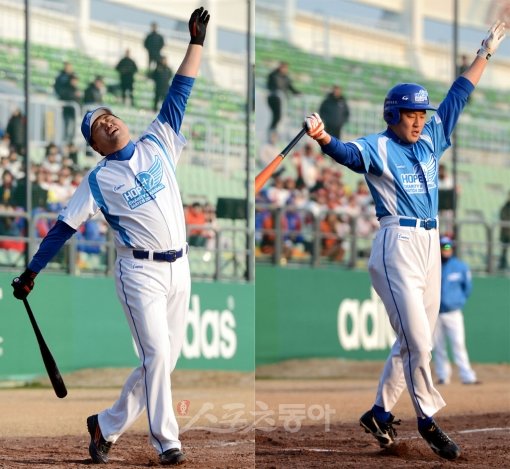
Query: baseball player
305 20 506 460
433 236 478 385
11 7 210 466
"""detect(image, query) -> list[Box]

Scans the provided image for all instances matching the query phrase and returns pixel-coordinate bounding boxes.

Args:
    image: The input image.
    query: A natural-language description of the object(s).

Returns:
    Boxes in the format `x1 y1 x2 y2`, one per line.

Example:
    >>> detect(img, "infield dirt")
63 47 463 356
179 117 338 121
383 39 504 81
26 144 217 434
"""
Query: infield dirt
0 360 508 468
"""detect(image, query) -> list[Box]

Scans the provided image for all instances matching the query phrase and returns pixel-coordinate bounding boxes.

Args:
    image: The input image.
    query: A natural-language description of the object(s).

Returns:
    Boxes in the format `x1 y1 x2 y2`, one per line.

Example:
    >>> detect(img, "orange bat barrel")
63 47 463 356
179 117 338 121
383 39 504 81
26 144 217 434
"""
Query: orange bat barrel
254 127 307 194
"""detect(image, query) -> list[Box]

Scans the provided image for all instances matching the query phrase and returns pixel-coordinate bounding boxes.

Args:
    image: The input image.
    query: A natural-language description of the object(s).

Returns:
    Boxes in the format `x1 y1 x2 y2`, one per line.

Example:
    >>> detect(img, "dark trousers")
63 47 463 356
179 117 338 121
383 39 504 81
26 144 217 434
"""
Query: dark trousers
121 84 135 106
325 123 343 140
267 94 281 131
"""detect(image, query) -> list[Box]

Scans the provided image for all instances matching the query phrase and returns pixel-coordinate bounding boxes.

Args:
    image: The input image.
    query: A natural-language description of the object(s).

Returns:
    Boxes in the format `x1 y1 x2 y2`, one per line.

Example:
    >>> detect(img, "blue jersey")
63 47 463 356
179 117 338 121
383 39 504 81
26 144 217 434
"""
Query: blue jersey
321 77 473 219
440 256 472 312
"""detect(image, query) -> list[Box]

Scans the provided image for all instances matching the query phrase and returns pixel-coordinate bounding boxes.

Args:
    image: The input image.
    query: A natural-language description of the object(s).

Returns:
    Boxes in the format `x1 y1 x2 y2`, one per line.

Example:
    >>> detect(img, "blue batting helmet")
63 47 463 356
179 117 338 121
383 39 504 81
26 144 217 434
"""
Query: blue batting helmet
383 83 437 125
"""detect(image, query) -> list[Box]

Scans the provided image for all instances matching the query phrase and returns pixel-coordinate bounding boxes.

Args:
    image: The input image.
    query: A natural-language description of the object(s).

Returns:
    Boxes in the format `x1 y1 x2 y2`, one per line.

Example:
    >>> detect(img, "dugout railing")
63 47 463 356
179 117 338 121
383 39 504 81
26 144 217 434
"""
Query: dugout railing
255 204 510 275
0 211 254 282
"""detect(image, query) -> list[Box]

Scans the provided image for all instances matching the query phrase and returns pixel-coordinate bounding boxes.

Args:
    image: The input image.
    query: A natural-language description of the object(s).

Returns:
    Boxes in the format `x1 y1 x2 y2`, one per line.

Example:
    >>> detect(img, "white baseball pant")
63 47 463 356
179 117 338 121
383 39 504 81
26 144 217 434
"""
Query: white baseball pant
98 250 190 454
433 310 477 384
368 216 445 418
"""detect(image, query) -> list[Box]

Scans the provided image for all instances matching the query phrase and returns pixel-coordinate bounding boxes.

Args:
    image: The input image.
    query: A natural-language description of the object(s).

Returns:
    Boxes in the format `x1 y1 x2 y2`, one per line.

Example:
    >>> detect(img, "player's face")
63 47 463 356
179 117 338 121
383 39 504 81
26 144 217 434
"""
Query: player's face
91 113 131 156
441 245 453 258
392 110 427 143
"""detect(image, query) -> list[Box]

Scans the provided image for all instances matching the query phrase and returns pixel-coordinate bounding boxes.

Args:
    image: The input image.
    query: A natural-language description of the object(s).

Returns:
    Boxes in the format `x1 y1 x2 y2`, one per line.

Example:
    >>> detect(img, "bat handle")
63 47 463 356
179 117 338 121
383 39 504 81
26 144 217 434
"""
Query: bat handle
280 126 307 157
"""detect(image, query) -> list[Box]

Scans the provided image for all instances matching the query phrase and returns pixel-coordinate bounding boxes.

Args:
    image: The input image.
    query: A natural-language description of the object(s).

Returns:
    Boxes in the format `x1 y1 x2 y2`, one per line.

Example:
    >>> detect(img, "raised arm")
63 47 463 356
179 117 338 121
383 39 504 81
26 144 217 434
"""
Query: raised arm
176 7 210 78
461 20 506 87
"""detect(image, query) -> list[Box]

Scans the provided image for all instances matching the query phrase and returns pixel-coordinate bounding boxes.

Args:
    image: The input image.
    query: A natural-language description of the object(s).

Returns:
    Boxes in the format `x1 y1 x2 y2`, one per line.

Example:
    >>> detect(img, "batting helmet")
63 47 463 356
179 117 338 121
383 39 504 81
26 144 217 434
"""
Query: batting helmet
383 83 437 125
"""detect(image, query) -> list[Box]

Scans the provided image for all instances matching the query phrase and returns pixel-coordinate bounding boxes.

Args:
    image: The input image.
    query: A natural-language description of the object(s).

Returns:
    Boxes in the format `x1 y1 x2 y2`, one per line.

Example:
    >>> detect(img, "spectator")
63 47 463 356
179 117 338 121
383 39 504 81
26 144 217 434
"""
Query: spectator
62 142 80 168
320 212 345 262
59 74 81 143
144 21 165 72
293 142 321 190
6 150 24 180
54 61 74 99
151 56 173 111
266 61 300 135
319 85 350 140
76 218 107 270
266 175 291 208
185 202 207 247
201 203 218 258
433 236 478 385
41 143 62 180
46 167 74 212
115 49 138 106
5 108 26 155
30 168 50 209
498 190 510 270
0 134 10 159
83 76 105 106
0 169 17 207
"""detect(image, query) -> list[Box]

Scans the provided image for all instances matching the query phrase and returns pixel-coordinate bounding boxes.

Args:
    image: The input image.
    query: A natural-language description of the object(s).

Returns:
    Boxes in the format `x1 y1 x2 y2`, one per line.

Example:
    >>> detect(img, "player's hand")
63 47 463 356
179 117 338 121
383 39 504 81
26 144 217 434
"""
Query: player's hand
189 6 210 46
477 20 506 59
304 112 330 144
12 269 37 300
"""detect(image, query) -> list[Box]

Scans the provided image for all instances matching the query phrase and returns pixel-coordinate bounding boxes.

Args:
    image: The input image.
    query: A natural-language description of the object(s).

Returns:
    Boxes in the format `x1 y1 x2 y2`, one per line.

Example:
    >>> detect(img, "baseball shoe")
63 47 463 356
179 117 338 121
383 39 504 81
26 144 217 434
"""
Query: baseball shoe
418 420 461 460
159 448 186 465
87 414 112 464
359 409 400 448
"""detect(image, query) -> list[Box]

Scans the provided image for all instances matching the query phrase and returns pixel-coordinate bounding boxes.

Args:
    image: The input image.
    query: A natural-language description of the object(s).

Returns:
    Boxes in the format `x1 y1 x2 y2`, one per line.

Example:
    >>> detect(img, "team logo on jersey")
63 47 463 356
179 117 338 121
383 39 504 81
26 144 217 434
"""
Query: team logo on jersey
400 154 437 194
122 156 165 209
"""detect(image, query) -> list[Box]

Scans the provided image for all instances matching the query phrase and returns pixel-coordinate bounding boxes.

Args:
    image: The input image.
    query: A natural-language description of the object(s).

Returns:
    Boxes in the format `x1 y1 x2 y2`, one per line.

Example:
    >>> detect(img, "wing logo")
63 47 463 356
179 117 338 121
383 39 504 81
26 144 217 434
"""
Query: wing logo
122 156 166 209
400 154 437 194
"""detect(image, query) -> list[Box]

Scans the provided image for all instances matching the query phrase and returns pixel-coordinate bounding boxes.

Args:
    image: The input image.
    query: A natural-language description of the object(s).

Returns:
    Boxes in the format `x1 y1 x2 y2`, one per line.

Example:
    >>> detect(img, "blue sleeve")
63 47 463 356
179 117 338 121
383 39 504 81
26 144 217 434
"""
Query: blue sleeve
436 76 474 140
320 138 368 173
157 74 195 134
463 263 473 299
28 220 77 273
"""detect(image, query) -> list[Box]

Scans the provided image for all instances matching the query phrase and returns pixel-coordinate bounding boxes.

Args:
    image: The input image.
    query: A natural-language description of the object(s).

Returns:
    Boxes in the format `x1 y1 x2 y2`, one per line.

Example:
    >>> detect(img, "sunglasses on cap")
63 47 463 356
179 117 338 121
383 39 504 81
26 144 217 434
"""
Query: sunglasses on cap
441 243 453 250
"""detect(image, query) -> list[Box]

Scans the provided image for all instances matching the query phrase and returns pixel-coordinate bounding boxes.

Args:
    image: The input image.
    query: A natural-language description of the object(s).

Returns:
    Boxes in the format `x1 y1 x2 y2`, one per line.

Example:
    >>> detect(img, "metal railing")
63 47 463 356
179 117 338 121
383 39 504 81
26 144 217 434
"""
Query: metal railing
0 211 254 282
255 204 510 275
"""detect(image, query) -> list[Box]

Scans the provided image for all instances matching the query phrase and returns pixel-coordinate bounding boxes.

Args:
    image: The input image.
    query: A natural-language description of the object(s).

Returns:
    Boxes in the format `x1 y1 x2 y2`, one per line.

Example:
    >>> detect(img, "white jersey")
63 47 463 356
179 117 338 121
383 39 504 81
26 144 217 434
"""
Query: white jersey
59 119 186 251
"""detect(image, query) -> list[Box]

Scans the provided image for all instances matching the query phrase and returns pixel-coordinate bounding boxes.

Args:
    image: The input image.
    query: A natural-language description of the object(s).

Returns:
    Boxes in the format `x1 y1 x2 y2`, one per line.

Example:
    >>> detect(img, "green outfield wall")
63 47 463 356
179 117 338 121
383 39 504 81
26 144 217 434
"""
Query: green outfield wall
256 265 510 365
0 273 254 380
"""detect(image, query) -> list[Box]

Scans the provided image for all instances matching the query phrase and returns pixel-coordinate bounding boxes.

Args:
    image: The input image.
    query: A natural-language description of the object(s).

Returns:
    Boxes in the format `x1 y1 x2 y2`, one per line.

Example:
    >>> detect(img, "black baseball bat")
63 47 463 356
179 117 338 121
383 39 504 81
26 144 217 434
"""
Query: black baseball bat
22 298 67 398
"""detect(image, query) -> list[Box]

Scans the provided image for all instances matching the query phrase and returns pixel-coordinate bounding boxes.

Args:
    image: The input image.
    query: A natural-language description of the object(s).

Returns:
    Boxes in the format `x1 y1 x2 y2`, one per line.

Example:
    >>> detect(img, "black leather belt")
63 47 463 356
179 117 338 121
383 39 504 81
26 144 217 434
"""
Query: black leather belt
399 218 437 230
132 245 188 262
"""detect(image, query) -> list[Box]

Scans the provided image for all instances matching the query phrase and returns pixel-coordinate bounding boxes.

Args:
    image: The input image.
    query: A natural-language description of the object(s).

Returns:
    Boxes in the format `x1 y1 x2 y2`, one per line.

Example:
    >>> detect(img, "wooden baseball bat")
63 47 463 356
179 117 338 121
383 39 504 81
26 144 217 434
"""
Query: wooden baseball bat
255 127 307 194
22 298 67 398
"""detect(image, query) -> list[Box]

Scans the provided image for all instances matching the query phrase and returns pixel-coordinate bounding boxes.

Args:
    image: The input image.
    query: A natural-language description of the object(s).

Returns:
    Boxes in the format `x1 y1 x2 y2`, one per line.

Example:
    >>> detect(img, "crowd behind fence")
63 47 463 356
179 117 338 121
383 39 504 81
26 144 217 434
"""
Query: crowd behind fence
255 203 510 276
0 211 253 282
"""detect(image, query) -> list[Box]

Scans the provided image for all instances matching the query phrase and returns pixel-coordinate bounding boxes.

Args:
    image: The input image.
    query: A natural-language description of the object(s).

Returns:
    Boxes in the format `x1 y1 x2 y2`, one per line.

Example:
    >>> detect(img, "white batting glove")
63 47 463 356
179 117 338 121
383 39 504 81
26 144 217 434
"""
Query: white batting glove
477 20 506 60
304 112 329 143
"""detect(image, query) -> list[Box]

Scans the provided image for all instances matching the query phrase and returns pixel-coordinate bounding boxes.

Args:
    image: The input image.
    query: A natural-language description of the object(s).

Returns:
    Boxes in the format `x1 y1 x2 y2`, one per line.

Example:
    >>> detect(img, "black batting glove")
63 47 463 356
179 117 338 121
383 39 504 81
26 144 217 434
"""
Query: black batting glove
12 268 37 300
189 6 210 46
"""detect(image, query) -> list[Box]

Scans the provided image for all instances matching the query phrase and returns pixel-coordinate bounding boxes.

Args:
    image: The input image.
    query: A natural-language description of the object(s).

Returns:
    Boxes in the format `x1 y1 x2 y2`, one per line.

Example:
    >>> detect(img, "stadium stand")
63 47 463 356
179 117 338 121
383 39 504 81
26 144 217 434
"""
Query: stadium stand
0 37 247 204
256 36 510 144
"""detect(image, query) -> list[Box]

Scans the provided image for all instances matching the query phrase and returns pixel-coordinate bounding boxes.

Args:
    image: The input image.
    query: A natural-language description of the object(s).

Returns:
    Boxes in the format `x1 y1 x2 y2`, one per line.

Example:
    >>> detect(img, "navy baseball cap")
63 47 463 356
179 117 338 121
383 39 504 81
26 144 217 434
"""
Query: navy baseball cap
81 106 112 145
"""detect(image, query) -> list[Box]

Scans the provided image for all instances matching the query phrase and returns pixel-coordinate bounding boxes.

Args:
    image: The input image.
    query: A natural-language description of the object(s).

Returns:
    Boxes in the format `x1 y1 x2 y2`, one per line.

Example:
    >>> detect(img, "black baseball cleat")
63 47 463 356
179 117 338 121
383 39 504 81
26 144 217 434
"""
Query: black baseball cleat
87 414 112 464
159 448 187 465
359 409 401 448
418 420 461 460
